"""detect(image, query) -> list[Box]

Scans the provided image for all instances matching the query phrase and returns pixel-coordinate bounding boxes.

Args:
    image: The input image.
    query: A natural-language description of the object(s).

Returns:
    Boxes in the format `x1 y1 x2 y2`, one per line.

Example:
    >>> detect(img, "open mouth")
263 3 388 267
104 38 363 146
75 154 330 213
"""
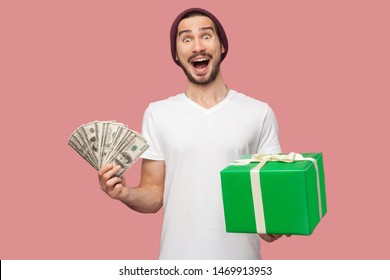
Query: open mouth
190 58 210 70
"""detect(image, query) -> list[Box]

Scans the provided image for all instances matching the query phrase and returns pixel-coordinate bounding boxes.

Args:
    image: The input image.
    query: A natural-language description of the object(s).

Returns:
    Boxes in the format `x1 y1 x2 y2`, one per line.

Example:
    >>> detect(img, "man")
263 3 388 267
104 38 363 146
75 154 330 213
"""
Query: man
98 7 287 259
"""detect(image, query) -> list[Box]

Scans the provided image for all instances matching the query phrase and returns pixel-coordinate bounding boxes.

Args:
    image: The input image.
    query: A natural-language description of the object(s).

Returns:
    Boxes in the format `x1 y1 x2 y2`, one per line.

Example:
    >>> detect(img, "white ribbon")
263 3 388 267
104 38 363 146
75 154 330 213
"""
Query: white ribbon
233 152 322 233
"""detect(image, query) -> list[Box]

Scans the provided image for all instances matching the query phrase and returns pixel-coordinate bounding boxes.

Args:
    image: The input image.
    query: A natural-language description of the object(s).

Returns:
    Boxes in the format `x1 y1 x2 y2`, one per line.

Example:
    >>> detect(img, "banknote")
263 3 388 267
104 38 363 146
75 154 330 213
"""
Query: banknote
68 120 149 176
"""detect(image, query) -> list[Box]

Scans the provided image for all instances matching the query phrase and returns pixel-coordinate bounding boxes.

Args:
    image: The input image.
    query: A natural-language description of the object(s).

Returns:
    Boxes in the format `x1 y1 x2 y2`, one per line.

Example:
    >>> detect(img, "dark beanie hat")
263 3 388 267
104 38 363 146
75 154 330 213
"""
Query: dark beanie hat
170 7 229 66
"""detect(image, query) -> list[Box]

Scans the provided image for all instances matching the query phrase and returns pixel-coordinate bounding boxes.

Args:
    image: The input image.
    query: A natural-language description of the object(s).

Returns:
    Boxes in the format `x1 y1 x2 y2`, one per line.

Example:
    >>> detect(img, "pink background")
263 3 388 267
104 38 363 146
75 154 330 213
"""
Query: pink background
1 0 389 260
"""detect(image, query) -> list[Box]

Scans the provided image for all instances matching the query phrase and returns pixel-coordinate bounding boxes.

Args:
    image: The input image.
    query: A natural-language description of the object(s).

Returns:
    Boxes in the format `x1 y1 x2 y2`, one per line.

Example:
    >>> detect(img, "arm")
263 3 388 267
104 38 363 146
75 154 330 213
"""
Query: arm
98 159 165 213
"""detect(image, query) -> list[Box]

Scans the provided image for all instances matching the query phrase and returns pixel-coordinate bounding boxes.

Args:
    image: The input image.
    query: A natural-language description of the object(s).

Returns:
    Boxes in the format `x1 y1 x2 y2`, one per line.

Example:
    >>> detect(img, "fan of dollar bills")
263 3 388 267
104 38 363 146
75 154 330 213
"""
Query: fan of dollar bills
68 120 149 176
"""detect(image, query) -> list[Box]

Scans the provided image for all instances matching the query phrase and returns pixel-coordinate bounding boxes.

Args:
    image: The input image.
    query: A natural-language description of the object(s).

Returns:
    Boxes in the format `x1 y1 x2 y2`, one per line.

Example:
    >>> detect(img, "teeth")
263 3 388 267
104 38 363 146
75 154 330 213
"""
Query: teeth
193 58 208 62
190 57 209 67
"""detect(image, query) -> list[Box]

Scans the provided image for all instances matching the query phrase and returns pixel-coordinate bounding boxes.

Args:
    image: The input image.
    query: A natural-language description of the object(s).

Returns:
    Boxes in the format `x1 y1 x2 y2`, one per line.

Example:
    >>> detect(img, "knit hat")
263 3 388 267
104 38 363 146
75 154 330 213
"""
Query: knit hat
170 7 229 66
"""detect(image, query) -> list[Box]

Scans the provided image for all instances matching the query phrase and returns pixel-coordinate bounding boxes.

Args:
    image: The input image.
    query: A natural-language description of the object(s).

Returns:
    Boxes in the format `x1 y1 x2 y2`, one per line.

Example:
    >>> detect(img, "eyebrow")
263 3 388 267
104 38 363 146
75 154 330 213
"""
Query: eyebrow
178 26 216 37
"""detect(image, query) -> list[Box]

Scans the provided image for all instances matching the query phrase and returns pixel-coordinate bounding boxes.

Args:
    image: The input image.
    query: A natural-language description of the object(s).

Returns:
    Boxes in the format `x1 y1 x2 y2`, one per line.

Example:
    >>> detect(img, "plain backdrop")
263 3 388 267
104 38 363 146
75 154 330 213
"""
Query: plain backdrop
1 0 389 259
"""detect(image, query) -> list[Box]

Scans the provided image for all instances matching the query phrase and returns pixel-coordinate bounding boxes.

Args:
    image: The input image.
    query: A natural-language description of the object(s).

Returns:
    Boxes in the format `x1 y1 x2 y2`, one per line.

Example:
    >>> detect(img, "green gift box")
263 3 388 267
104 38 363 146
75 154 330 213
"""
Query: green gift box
220 153 327 235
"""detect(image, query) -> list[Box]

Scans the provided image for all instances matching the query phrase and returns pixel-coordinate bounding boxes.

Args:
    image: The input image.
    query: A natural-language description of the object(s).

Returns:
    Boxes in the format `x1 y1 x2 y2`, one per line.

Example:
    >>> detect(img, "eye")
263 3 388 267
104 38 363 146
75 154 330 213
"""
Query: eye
183 37 191 43
203 34 211 40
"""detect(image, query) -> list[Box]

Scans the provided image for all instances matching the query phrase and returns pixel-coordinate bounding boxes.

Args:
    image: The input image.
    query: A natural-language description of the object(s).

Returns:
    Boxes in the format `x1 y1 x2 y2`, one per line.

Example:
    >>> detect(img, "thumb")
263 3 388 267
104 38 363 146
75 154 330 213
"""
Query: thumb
120 176 127 186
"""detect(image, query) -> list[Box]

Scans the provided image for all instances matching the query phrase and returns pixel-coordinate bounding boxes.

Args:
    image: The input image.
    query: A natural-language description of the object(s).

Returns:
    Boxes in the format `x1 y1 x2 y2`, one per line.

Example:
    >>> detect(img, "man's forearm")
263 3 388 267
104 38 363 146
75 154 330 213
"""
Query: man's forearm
121 185 163 213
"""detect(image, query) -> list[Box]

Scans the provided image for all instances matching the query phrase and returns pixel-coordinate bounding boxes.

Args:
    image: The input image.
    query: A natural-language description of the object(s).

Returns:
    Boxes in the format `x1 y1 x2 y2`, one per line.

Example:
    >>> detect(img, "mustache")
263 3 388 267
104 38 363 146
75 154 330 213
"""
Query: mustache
188 52 213 62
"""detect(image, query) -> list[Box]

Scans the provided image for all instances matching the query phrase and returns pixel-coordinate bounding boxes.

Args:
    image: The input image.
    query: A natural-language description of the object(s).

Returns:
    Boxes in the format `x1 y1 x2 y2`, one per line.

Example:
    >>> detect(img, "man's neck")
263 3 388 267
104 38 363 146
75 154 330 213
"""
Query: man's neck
185 75 229 109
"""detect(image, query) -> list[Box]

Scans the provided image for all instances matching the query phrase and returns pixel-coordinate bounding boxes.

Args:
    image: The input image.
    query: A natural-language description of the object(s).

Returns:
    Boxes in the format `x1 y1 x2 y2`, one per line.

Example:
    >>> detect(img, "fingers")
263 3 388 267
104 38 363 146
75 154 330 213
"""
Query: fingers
98 164 120 184
259 234 292 242
108 181 125 198
98 163 115 177
102 176 122 192
259 234 284 242
98 164 120 180
259 234 274 242
98 164 122 194
121 176 127 186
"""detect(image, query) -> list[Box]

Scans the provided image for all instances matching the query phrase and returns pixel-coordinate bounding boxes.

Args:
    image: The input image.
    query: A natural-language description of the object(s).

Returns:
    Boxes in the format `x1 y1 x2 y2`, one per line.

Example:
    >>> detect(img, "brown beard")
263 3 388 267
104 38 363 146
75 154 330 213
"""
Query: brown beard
178 55 222 85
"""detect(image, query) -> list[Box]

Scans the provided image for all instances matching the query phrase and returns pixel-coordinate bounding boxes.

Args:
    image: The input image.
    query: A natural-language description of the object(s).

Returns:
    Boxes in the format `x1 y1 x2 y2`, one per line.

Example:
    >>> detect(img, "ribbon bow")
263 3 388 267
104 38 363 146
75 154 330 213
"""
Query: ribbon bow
232 152 305 165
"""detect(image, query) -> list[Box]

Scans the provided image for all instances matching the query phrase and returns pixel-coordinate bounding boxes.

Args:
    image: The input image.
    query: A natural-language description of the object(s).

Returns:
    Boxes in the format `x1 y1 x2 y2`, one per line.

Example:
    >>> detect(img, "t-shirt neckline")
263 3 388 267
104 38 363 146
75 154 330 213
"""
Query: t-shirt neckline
181 89 234 114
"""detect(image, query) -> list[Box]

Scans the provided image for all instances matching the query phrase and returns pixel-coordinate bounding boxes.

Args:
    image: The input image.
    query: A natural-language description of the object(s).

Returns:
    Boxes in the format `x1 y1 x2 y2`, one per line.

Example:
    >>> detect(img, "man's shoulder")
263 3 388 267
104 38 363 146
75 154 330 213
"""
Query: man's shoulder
231 90 271 110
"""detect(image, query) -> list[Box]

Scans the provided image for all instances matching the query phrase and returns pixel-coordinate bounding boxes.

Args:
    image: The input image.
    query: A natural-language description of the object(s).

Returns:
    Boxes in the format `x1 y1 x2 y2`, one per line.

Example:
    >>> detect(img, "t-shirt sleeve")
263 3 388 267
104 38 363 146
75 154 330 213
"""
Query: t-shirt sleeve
257 104 282 154
140 105 164 160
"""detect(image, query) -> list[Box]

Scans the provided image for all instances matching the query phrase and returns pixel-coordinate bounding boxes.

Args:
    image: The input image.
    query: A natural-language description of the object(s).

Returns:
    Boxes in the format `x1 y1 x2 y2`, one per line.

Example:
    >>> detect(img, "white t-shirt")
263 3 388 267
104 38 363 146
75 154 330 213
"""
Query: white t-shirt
141 89 281 259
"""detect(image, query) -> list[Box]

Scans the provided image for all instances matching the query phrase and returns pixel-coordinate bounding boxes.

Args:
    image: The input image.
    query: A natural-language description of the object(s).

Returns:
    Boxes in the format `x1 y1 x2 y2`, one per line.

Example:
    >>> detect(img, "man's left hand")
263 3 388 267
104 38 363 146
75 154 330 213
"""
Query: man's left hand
259 234 291 242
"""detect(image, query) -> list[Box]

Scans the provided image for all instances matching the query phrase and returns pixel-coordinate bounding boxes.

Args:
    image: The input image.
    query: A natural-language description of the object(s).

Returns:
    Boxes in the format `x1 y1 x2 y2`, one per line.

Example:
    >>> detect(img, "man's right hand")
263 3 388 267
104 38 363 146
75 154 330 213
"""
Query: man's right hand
98 164 129 201
97 159 165 213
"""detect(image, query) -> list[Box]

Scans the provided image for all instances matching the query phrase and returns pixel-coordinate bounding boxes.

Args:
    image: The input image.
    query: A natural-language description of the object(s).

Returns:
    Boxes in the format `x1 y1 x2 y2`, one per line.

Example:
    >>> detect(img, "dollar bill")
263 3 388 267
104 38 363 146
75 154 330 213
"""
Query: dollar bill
79 121 100 167
110 134 149 176
68 120 149 175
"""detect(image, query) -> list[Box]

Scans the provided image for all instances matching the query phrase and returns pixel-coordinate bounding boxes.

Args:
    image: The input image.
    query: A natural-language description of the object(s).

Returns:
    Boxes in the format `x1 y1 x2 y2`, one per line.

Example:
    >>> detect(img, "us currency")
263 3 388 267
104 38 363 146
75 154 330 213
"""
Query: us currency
68 137 98 170
68 120 149 175
80 121 100 167
110 135 149 176
71 127 98 169
103 126 135 165
101 121 122 165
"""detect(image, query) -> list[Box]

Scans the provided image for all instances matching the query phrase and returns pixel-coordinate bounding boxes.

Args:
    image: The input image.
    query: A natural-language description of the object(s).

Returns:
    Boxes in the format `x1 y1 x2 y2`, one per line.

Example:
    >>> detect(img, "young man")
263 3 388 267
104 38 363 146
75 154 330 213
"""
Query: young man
98 8 286 259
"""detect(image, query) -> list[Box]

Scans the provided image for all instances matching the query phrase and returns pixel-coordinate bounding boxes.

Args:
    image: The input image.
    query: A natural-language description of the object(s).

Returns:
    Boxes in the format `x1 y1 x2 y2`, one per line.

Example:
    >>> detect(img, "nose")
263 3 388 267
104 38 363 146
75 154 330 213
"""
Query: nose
192 38 205 53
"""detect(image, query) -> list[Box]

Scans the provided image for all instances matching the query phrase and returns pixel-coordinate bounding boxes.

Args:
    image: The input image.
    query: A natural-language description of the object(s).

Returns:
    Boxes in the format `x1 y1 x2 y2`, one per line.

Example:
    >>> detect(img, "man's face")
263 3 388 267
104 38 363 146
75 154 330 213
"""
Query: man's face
176 15 225 85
